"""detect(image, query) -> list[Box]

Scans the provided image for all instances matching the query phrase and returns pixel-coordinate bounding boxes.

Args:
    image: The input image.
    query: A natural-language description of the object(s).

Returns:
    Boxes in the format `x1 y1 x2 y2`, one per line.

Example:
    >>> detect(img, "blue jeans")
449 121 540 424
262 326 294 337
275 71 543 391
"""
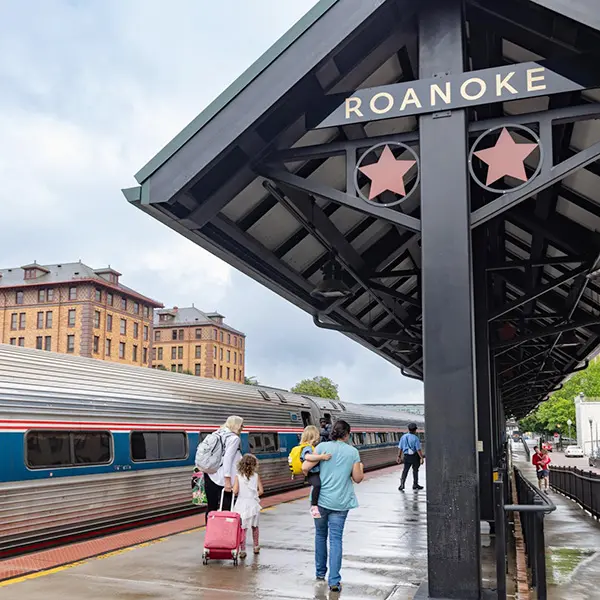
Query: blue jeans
314 506 349 586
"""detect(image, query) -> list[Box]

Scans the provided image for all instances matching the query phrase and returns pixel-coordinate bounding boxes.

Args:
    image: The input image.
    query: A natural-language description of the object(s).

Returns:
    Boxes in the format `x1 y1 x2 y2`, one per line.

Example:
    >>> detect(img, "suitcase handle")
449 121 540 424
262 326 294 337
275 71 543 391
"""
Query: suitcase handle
219 488 227 512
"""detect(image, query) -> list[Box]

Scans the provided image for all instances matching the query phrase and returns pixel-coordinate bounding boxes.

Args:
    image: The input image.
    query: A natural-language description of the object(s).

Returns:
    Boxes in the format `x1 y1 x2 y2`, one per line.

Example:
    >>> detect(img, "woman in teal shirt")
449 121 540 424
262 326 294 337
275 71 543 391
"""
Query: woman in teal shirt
302 419 364 593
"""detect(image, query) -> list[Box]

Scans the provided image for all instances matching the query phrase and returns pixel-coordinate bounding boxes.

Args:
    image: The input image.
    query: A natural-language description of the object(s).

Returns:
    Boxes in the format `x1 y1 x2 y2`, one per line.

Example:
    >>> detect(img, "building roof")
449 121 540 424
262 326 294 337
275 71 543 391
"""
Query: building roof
154 306 245 336
0 262 163 307
127 0 600 418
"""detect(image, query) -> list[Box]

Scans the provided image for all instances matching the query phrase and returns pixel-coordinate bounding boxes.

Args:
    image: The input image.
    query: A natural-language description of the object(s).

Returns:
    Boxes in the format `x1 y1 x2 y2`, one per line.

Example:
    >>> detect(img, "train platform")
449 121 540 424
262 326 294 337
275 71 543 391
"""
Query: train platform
513 452 600 600
0 466 500 600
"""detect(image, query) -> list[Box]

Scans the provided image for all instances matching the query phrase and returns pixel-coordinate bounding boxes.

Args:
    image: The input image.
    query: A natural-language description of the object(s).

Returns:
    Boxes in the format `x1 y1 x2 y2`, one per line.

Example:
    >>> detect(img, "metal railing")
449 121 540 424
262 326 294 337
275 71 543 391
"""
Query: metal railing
493 466 555 600
550 466 600 519
521 437 531 460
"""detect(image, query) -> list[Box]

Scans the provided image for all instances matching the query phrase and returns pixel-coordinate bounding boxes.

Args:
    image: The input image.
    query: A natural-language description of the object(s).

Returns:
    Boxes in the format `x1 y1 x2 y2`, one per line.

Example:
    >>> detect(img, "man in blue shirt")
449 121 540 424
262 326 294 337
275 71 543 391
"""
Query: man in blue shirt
397 423 424 491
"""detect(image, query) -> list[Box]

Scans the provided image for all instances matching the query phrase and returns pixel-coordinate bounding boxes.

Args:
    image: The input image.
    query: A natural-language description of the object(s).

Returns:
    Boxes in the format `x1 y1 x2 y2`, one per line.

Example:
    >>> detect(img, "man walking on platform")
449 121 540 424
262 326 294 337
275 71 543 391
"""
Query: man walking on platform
397 423 424 491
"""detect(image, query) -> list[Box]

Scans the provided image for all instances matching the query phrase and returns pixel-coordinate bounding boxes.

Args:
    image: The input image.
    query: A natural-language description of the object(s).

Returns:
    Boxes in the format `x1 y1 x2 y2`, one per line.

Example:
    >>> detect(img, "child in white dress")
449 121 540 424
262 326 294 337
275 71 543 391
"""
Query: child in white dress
233 454 263 559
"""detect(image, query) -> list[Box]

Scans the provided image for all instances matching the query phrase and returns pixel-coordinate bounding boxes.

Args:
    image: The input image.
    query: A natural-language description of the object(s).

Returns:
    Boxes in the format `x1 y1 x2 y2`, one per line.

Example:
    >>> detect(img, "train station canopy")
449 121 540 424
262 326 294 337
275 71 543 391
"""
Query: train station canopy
125 0 600 419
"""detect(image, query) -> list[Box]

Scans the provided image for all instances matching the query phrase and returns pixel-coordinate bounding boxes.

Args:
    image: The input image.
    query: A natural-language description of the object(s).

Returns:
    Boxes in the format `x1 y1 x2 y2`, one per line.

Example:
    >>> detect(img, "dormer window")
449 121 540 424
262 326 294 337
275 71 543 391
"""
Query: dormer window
21 263 50 281
94 268 122 286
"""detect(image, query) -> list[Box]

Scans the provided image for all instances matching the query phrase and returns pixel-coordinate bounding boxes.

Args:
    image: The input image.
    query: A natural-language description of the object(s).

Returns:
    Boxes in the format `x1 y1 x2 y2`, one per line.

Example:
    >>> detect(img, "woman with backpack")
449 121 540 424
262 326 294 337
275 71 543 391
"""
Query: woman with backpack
199 415 244 523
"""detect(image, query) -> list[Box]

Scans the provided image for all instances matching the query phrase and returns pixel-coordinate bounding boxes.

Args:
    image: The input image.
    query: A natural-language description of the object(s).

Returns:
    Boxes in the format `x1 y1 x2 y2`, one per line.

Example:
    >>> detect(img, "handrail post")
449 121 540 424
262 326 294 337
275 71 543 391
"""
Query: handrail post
494 469 507 600
534 510 548 600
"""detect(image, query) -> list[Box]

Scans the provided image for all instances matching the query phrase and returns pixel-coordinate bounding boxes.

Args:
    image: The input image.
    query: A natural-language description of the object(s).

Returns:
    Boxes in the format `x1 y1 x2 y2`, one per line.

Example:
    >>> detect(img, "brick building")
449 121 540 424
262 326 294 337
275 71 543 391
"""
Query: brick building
0 262 162 367
153 306 245 382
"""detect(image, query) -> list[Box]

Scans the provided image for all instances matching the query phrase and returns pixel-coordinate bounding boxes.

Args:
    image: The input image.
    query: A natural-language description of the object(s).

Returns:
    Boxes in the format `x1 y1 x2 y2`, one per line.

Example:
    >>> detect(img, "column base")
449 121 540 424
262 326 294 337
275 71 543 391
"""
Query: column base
414 583 496 600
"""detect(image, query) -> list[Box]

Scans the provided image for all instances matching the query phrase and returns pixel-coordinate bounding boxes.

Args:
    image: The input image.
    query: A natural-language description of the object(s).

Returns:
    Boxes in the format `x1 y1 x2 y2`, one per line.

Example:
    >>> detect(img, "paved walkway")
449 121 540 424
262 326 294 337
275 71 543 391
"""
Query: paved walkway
514 452 600 600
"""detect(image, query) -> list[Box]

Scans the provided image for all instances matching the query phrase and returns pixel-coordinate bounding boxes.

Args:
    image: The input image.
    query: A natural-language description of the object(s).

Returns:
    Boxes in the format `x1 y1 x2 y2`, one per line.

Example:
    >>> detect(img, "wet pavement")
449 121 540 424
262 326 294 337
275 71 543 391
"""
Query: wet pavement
0 470 430 600
515 452 600 600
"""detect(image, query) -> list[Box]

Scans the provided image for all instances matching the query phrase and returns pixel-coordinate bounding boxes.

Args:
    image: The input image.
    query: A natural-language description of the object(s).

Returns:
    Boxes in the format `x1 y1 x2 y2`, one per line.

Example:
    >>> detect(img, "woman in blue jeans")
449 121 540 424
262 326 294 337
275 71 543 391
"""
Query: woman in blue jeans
302 419 364 593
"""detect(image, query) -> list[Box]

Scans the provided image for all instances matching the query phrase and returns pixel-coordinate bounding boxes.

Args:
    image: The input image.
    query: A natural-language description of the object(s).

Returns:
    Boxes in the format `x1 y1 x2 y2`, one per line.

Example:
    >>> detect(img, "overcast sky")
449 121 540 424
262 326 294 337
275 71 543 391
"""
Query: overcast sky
0 0 423 405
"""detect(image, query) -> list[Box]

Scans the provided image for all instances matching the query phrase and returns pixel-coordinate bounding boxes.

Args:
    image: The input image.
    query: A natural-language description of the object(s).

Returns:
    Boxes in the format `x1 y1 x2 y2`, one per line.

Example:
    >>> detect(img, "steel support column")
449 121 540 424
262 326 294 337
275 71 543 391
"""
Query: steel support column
418 1 481 598
474 228 494 525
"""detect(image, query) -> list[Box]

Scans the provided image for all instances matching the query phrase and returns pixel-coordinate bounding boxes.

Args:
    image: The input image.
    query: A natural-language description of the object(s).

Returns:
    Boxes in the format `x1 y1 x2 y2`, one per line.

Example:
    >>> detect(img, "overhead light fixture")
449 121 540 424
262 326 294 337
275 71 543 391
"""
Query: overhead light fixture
311 256 352 299
558 330 579 347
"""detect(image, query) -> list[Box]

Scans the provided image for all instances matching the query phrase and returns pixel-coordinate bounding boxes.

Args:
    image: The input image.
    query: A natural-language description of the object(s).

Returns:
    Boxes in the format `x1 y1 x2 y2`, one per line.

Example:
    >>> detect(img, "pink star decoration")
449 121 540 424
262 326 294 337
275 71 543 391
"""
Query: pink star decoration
474 128 538 186
358 145 417 199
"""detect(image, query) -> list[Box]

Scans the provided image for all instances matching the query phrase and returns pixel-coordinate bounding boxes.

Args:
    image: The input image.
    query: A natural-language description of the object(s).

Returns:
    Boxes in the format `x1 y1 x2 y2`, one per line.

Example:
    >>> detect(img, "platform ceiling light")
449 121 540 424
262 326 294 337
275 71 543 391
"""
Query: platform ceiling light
311 256 352 299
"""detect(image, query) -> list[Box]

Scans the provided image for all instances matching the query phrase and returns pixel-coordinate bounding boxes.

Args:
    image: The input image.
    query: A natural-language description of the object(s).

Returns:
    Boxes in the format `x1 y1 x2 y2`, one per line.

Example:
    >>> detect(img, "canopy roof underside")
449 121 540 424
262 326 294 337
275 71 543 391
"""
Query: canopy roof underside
127 0 600 418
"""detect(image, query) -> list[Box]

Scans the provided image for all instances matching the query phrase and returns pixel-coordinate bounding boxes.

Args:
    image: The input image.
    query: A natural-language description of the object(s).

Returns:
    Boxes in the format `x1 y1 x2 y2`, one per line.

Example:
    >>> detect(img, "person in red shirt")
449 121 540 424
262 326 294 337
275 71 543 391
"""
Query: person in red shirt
535 448 551 492
531 446 542 469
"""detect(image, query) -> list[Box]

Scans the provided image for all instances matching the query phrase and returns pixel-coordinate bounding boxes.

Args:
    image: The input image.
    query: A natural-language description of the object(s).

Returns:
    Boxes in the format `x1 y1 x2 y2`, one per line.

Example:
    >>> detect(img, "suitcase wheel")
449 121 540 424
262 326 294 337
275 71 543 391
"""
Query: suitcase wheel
202 548 208 566
233 558 238 566
203 557 208 566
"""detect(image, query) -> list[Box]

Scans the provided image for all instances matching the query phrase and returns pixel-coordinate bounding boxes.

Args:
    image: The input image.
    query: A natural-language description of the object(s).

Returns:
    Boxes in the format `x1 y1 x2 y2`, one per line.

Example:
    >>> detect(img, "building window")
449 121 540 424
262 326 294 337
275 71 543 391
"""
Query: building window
67 335 75 353
227 350 231 362
234 369 237 380
171 364 176 372
37 312 44 329
172 329 178 341
107 292 113 306
46 289 53 302
26 430 112 468
219 347 223 360
46 311 53 328
133 345 138 362
9 338 16 345
36 336 43 350
195 345 201 359
10 313 17 330
130 431 187 462
240 354 243 365
171 347 177 360
133 302 140 315
68 309 76 327
155 330 161 341
158 347 163 360
234 352 237 365
19 313 26 330
120 319 127 335
143 347 148 363
94 311 101 328
133 322 139 339
178 346 183 360
177 329 183 340
93 336 99 354
44 336 51 351
121 297 127 310
220 331 224 342
95 289 102 302
69 287 77 300
152 347 156 360
38 289 46 303
195 364 201 376
213 364 216 376
105 338 111 356
213 345 217 358
177 364 183 373
144 306 150 318
195 329 202 339
213 329 217 340
219 365 223 378
143 325 149 341
16 291 24 305
107 314 113 332
119 342 126 359
234 336 237 346
17 338 24 347
228 334 231 344
226 367 230 379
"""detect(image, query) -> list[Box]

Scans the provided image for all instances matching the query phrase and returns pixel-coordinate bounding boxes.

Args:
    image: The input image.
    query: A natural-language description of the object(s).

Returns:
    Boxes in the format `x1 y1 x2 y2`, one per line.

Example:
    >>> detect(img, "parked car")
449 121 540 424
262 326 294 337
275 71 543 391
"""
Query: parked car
565 445 584 458
542 442 553 452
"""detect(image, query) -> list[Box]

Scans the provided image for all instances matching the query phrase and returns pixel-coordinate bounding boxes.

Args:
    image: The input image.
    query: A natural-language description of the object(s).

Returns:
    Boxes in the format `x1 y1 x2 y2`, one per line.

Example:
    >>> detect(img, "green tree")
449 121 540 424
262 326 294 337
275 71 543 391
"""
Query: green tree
291 376 339 399
244 376 259 386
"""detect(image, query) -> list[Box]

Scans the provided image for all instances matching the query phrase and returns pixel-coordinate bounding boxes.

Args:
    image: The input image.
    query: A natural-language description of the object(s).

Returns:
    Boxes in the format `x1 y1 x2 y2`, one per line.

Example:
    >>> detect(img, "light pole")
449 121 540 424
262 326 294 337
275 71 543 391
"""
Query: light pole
589 417 594 456
567 418 572 442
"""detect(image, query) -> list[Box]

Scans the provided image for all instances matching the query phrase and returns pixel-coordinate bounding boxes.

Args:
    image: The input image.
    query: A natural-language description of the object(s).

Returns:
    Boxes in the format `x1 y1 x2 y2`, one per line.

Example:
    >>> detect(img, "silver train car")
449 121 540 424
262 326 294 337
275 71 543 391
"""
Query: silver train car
0 344 425 557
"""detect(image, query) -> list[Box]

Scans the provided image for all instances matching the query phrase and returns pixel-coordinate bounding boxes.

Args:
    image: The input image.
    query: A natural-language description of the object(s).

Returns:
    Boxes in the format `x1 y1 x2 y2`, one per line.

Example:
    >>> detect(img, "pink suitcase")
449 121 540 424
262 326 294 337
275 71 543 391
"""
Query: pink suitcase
202 491 243 565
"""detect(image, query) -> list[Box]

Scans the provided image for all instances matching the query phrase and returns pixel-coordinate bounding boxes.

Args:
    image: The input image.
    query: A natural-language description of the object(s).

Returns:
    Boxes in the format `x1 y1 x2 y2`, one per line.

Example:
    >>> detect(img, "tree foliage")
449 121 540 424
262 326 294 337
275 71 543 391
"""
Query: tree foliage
518 360 600 435
291 376 339 399
244 376 259 386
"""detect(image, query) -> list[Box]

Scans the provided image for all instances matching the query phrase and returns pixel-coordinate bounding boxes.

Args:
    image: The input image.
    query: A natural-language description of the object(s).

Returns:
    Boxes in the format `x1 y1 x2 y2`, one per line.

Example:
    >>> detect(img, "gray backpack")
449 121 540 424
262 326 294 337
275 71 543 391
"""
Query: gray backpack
194 430 231 474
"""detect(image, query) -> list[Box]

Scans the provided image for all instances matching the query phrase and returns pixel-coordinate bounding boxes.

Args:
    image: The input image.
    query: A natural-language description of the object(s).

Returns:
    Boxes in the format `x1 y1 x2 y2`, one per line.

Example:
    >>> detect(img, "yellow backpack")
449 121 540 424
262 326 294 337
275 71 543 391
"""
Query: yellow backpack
288 443 312 476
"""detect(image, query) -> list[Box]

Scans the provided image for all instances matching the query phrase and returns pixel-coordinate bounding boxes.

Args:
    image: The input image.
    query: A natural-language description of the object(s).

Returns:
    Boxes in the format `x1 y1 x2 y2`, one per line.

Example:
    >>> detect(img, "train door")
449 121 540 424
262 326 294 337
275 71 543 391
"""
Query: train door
301 396 322 426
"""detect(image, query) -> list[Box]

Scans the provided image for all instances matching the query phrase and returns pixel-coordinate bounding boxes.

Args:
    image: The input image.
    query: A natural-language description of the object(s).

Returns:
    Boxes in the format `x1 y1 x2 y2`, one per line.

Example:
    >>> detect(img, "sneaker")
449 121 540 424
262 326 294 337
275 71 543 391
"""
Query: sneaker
413 485 424 490
398 485 405 492
253 546 260 554
310 506 321 518
329 584 342 593
316 576 326 581
239 551 247 559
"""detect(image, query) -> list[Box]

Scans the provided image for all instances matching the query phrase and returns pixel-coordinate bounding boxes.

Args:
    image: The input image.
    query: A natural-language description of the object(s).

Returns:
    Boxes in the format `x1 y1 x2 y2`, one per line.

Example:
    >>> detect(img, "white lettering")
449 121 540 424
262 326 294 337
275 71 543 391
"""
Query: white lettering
430 82 451 106
496 72 518 96
460 77 487 101
400 88 422 111
345 97 364 119
527 67 547 92
369 92 394 115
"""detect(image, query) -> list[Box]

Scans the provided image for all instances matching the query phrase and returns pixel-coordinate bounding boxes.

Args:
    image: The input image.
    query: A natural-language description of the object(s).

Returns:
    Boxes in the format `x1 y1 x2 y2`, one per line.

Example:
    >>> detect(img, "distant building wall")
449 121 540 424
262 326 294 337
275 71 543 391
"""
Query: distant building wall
575 395 600 455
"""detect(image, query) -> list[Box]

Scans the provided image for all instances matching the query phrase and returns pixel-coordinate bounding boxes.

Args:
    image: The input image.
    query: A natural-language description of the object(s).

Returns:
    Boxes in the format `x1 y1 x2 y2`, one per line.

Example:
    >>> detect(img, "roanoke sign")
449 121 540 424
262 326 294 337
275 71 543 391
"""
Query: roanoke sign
316 61 589 129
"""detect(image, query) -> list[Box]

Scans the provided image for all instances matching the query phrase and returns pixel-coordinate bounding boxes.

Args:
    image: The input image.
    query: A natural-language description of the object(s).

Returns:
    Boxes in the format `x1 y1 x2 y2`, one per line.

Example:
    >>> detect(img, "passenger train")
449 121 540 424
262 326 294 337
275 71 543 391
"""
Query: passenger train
0 344 425 557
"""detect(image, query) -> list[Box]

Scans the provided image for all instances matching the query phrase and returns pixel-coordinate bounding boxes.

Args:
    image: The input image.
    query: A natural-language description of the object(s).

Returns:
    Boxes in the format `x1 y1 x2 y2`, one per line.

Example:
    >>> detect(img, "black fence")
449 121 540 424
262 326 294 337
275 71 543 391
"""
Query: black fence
550 466 600 519
494 465 555 600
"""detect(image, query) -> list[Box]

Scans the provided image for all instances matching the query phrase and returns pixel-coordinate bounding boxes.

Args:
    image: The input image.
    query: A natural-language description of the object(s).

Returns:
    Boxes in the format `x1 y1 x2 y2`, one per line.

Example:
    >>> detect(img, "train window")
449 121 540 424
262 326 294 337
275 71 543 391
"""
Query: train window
199 432 210 443
130 432 188 461
26 430 112 469
352 432 365 446
248 432 280 454
275 393 288 404
301 411 312 426
338 403 346 411
376 433 386 444
258 390 271 401
330 402 339 410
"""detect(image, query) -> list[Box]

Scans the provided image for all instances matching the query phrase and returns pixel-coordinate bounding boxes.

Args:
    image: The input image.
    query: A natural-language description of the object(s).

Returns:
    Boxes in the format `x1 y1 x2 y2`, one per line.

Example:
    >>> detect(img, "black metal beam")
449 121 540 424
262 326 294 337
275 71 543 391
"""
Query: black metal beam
418 1 481 597
487 255 588 272
493 318 600 349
